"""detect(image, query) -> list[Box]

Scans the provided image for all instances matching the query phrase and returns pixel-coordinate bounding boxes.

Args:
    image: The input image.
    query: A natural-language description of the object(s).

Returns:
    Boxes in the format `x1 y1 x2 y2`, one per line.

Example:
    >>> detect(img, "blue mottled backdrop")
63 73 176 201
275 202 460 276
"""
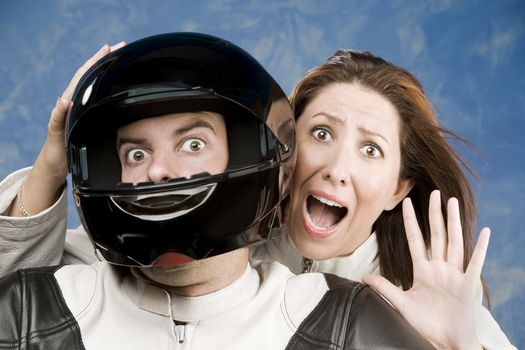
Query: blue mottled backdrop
0 0 523 346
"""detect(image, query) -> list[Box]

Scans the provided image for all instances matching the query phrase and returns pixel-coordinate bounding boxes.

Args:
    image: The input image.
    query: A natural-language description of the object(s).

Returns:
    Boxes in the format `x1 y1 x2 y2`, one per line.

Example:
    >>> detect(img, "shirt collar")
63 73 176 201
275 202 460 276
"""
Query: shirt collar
275 232 380 279
124 263 259 321
314 232 380 280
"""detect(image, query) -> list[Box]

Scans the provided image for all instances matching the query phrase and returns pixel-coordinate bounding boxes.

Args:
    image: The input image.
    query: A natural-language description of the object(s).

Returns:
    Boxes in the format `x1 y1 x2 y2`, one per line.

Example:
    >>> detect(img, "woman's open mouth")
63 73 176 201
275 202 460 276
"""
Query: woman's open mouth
303 193 348 237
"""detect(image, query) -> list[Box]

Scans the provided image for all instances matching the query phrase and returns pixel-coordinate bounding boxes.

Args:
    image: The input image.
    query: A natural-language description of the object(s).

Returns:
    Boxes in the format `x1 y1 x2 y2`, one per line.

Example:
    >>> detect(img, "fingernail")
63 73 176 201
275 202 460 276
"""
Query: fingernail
110 41 126 52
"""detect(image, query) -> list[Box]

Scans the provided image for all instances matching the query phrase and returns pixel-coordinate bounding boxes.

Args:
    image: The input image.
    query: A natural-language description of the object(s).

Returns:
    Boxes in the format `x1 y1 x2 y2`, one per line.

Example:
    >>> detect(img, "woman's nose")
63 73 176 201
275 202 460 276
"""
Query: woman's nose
321 150 352 186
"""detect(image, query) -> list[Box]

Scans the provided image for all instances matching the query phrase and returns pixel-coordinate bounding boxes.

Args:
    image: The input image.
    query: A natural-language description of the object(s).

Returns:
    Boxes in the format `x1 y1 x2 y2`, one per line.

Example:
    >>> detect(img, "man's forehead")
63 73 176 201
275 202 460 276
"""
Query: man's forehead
117 111 225 134
150 110 225 122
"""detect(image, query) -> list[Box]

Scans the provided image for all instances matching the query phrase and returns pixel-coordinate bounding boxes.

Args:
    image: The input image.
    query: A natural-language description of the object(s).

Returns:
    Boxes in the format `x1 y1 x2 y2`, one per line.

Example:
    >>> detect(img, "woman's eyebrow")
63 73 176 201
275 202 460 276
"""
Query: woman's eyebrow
311 112 345 125
311 113 389 145
358 126 389 145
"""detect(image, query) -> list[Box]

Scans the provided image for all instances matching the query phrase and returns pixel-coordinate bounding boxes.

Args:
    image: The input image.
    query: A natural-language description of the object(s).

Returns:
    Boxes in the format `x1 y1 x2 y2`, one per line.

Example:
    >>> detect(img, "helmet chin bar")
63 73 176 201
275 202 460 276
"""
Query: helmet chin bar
94 244 161 267
110 183 217 221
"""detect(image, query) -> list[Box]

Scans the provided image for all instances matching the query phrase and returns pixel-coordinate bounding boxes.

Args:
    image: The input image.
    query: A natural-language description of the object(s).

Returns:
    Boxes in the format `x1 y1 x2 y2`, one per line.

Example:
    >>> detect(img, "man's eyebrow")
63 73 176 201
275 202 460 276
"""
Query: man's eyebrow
174 119 217 136
116 118 218 149
116 136 148 149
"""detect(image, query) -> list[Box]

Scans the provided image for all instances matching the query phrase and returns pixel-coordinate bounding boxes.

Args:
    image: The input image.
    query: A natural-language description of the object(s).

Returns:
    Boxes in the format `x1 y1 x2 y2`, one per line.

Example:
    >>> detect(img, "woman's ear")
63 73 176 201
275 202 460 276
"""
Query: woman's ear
385 178 414 211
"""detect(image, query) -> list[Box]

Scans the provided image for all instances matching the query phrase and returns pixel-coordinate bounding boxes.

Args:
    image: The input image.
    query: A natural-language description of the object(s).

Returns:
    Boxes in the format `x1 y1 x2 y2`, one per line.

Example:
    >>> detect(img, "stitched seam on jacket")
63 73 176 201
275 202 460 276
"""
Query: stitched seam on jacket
339 283 365 349
323 273 365 348
41 271 86 349
21 269 28 349
286 281 363 349
284 288 342 349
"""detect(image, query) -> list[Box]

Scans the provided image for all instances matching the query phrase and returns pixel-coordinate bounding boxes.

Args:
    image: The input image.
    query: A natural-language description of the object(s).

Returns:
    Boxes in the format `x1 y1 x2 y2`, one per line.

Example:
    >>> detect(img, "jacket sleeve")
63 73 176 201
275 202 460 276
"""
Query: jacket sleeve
0 168 96 277
0 167 68 276
475 294 518 350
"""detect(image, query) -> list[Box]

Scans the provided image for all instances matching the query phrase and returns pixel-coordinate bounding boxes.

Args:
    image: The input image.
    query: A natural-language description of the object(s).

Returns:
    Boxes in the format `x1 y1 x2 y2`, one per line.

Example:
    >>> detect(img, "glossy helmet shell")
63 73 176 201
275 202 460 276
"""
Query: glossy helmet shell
66 32 295 266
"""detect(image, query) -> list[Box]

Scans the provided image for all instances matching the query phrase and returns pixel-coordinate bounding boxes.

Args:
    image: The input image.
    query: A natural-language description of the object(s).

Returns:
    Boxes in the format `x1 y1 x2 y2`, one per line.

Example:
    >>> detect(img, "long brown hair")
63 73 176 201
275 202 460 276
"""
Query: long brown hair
291 50 487 299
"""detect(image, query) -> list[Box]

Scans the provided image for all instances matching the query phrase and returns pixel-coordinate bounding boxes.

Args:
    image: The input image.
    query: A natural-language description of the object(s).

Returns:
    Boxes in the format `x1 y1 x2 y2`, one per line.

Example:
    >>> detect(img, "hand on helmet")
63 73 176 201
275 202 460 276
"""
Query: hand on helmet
9 42 125 217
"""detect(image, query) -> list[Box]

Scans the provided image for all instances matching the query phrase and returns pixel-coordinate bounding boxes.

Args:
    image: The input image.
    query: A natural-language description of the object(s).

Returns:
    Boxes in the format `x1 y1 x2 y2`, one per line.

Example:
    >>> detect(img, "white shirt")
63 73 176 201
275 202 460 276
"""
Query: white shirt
53 260 329 349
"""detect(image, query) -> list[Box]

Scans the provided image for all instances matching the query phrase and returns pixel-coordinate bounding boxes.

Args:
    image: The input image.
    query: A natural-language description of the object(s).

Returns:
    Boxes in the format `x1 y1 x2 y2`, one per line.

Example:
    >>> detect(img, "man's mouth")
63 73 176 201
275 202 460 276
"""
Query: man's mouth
304 194 348 234
153 253 195 267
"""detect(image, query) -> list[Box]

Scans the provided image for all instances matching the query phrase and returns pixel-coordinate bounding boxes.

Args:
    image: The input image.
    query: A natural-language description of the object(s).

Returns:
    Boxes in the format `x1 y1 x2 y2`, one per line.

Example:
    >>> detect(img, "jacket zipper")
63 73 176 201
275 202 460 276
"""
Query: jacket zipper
302 257 313 273
174 321 186 348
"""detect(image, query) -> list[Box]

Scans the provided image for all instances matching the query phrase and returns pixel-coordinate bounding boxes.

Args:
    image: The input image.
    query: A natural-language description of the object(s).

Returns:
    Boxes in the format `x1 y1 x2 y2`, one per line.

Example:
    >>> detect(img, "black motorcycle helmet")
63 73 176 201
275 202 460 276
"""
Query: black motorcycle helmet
66 32 295 266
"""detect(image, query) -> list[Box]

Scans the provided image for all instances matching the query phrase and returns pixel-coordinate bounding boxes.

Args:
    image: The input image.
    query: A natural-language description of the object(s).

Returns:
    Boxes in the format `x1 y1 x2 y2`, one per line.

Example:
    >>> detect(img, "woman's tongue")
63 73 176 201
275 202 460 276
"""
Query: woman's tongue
307 197 343 229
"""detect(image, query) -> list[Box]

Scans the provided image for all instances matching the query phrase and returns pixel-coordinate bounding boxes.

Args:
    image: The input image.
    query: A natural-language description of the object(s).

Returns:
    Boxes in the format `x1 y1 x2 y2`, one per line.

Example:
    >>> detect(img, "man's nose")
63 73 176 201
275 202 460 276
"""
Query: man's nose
147 153 179 183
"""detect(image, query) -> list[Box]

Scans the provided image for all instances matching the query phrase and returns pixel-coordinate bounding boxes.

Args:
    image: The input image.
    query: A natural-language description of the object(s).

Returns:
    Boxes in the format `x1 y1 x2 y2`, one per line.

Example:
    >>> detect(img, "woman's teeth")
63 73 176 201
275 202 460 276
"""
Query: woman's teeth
312 194 342 208
306 194 348 230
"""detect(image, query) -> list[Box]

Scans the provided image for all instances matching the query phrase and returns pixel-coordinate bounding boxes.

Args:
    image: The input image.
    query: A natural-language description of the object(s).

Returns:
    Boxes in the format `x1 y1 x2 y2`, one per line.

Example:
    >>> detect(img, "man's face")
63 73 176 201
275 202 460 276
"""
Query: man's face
115 111 229 268
116 111 229 184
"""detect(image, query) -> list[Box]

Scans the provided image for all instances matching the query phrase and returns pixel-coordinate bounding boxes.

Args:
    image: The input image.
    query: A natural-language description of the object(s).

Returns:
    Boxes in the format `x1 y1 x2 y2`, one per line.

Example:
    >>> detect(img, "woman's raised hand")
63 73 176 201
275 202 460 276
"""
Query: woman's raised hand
8 42 125 217
362 190 490 350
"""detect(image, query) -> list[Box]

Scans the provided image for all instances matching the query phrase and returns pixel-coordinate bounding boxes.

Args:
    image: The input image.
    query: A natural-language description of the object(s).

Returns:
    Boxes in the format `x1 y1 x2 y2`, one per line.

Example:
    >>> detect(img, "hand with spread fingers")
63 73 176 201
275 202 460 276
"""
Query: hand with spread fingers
8 42 126 217
363 190 490 350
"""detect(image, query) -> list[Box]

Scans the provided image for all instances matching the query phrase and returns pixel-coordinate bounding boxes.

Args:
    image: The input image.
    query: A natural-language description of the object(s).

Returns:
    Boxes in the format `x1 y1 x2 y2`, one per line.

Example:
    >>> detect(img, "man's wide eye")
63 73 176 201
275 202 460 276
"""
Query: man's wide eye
312 128 332 142
126 149 149 163
181 138 205 152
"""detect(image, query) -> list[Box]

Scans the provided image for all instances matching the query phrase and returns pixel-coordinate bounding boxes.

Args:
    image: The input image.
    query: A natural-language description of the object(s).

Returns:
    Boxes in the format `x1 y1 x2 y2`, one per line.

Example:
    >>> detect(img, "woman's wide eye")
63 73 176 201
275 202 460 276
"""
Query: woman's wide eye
126 149 149 163
181 138 205 152
360 144 382 159
312 128 332 142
